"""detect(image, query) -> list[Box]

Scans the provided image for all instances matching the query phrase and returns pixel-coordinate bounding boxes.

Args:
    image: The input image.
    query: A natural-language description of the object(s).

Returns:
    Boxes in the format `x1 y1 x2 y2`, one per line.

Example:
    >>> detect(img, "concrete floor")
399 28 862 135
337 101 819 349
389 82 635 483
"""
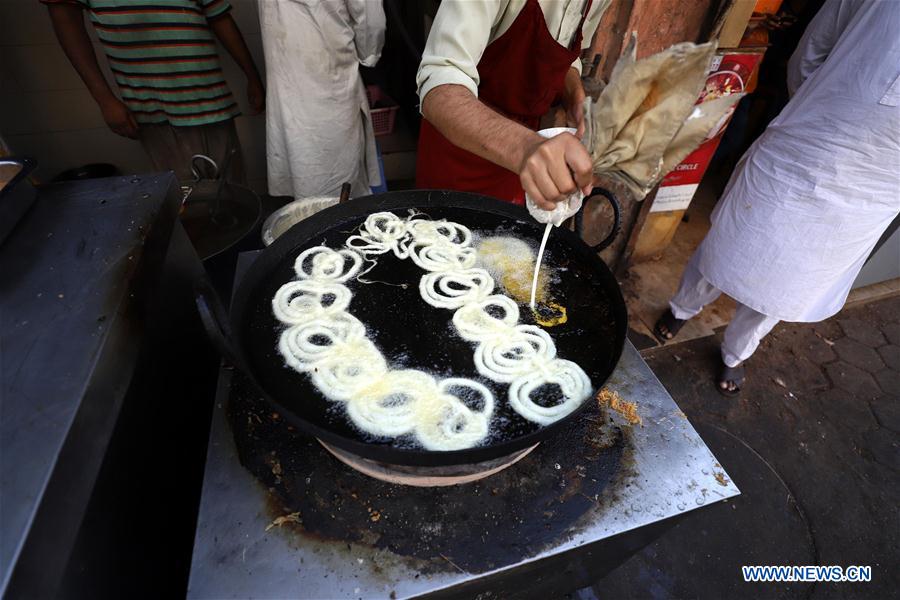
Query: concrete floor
580 294 899 599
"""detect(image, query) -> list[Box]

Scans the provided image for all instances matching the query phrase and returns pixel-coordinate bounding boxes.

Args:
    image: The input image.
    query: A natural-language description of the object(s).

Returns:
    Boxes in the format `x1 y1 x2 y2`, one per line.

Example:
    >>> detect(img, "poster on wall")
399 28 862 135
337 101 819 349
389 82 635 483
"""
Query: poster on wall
649 50 765 214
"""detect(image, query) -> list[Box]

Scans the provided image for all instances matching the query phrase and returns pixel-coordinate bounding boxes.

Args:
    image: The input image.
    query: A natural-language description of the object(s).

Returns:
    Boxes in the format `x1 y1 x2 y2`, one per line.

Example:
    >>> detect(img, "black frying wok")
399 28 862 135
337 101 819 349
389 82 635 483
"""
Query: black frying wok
196 190 627 467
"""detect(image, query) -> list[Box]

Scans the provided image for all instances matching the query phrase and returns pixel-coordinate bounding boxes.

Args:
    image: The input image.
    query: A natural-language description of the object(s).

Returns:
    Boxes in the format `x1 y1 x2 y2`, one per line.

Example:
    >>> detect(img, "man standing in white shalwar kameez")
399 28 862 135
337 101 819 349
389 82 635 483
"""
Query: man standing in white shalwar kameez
259 0 385 199
655 0 900 395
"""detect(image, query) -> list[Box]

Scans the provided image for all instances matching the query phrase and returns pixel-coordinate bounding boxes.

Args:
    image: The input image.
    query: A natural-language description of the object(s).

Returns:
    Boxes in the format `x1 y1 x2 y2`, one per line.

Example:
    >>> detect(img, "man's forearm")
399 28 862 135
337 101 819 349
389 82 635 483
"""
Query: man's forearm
421 84 542 173
563 67 581 100
47 4 116 104
209 14 261 82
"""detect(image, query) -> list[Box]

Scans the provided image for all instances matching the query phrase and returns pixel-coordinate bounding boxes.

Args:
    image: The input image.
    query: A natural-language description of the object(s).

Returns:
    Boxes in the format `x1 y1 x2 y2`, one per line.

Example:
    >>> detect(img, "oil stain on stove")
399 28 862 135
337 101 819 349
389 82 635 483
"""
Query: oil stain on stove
228 373 631 575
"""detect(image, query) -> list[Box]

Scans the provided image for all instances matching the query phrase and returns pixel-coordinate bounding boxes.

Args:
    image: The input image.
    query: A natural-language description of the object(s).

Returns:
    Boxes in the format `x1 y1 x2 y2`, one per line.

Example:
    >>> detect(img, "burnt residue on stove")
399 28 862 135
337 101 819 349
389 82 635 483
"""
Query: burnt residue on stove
228 373 627 575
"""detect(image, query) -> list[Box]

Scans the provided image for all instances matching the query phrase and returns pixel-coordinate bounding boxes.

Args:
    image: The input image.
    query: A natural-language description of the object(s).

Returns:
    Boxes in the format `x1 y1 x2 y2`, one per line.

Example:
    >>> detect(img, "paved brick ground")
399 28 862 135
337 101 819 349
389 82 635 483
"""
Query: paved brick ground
584 295 899 599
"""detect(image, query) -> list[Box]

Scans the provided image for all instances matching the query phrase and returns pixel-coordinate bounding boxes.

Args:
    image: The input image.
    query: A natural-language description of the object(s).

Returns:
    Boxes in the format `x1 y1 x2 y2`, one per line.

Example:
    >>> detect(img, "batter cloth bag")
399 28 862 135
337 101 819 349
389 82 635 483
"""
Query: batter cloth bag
585 36 744 200
526 127 585 227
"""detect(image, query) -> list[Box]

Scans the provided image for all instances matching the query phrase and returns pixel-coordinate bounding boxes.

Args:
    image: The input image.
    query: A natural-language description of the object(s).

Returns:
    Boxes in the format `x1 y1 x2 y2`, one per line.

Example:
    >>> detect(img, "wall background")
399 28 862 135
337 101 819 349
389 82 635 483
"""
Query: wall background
0 0 269 192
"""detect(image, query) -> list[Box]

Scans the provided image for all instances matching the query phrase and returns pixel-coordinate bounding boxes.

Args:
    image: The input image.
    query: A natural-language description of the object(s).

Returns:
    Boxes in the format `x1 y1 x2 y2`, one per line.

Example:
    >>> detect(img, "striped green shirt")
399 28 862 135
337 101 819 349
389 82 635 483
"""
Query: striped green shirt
53 0 241 126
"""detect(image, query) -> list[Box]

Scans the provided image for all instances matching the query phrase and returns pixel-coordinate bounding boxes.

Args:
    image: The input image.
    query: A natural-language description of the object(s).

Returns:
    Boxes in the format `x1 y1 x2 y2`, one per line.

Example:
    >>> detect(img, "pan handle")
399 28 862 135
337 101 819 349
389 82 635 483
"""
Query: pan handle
194 278 250 373
575 187 621 252
190 154 219 182
0 156 37 194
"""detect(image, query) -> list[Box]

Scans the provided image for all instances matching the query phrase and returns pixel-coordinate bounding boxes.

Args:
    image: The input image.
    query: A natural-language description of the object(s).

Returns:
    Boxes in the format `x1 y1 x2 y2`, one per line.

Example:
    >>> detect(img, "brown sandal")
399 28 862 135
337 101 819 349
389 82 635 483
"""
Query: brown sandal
654 309 686 343
717 362 746 397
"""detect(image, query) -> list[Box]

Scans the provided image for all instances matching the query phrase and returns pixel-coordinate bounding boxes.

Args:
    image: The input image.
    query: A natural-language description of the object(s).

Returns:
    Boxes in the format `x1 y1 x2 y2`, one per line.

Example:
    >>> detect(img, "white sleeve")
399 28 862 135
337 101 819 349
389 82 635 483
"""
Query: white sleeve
787 0 860 96
581 0 609 50
570 0 612 75
348 0 386 67
416 0 503 107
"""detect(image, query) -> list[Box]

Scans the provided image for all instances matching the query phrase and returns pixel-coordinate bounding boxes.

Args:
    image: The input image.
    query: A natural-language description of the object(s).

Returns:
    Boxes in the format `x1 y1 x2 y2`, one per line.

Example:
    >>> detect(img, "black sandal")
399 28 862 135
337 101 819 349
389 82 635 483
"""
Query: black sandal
654 309 686 343
717 362 746 397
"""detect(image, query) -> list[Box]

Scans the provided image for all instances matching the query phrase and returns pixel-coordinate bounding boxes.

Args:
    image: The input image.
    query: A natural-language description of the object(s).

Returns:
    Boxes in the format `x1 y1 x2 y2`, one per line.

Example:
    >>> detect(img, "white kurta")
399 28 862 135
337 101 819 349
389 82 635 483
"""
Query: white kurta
696 0 900 322
260 0 385 199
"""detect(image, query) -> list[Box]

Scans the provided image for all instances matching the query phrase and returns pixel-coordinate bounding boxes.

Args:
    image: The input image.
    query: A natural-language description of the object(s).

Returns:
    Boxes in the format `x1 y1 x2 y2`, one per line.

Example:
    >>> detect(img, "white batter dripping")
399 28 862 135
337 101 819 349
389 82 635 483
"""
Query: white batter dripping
529 222 554 311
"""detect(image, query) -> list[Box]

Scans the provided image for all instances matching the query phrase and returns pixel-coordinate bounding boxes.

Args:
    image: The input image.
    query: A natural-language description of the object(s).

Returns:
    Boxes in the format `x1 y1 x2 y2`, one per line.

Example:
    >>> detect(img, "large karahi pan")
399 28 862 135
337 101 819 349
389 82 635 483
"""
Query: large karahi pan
196 190 627 467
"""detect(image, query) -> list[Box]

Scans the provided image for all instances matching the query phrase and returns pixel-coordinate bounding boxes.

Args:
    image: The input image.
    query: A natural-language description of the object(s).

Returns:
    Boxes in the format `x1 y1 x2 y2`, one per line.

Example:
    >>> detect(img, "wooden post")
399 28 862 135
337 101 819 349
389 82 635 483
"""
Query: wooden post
624 0 765 267
580 0 723 268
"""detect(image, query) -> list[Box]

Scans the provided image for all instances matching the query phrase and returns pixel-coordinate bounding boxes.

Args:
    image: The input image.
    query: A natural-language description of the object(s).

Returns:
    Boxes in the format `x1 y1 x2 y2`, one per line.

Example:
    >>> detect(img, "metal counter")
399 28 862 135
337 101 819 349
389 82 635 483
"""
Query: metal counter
0 173 181 597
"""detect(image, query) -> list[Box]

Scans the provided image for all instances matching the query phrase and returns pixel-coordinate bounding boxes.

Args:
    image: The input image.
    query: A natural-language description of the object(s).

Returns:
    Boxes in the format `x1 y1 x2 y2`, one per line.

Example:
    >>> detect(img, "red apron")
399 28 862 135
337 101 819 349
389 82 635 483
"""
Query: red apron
416 0 592 205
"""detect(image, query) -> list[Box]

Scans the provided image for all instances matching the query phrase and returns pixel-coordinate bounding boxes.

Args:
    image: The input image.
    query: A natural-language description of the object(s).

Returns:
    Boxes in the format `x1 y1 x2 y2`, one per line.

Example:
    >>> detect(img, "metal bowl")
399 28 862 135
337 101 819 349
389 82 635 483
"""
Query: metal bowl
261 196 339 246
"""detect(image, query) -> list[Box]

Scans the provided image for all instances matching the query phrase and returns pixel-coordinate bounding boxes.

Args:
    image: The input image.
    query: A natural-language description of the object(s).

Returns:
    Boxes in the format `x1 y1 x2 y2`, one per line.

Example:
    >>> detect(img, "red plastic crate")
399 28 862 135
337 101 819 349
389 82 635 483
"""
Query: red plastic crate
366 85 398 137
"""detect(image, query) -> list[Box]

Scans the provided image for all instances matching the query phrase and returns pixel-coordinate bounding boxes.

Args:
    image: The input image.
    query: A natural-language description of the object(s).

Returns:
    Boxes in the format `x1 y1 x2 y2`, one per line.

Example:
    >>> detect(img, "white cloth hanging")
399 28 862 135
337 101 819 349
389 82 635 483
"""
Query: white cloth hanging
694 0 900 322
259 0 385 199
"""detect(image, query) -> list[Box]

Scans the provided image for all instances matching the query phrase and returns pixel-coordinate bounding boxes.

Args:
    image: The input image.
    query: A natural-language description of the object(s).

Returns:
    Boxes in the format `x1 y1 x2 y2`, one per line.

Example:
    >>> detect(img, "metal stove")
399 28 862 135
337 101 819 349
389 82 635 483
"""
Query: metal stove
187 252 739 599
